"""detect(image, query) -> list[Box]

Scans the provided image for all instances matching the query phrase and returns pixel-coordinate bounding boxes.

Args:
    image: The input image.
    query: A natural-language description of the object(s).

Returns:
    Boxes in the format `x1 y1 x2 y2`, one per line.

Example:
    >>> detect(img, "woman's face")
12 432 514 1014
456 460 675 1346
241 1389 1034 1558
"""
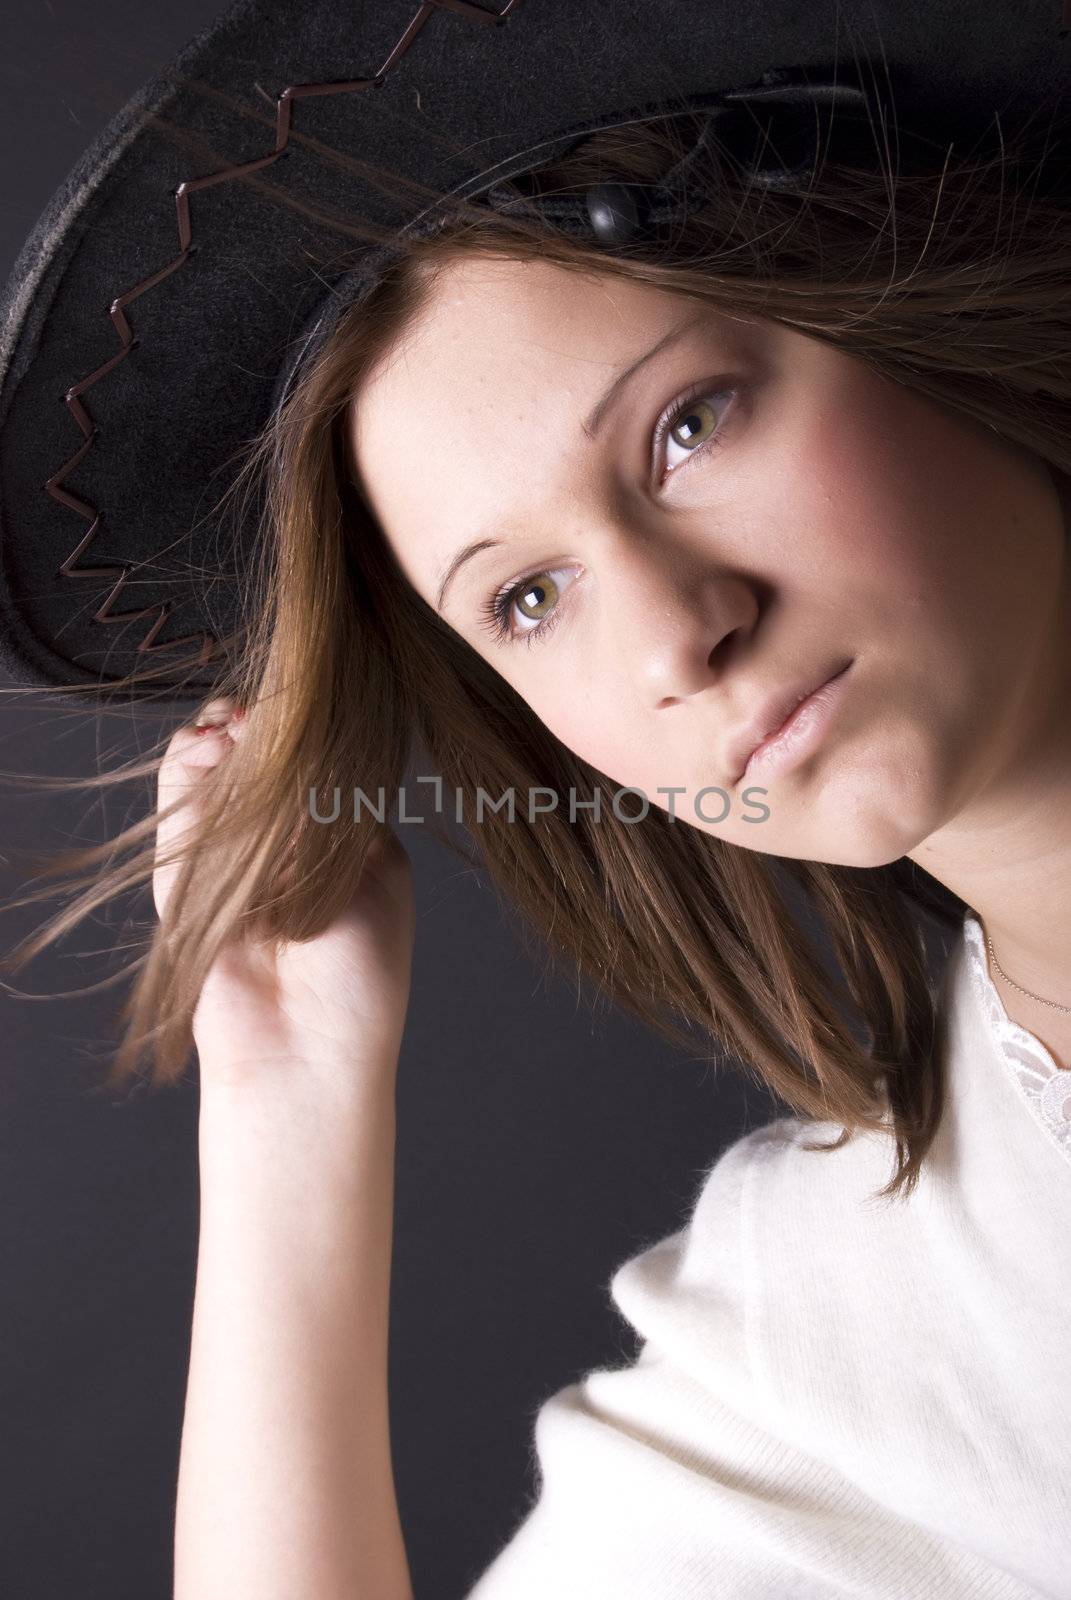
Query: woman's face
351 255 1068 866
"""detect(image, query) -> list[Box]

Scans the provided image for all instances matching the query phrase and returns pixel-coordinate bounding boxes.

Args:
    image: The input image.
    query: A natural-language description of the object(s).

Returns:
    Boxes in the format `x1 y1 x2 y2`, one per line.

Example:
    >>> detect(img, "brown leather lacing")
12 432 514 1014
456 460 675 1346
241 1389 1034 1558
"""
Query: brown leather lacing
44 0 523 677
40 0 1071 683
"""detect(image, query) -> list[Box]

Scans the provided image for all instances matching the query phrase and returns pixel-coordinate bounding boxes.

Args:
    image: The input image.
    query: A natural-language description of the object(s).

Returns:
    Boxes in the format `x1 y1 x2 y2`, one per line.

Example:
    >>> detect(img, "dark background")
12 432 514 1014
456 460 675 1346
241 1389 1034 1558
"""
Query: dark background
0 6 784 1597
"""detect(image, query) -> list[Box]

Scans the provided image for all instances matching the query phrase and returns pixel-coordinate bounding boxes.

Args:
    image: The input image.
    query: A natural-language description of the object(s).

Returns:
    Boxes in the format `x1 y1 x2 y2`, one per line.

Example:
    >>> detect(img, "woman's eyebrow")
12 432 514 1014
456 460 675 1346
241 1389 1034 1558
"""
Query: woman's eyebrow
435 311 704 614
580 311 704 440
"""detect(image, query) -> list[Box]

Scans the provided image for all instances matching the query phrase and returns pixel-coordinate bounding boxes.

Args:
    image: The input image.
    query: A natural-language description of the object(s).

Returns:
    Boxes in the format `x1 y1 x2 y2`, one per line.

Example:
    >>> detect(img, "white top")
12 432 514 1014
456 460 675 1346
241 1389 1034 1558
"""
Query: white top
466 913 1071 1599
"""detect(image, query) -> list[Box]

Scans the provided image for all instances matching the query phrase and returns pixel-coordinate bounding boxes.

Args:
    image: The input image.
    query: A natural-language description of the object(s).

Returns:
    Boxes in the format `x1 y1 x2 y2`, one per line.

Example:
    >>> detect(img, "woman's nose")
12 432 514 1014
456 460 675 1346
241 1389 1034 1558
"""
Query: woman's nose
599 541 758 708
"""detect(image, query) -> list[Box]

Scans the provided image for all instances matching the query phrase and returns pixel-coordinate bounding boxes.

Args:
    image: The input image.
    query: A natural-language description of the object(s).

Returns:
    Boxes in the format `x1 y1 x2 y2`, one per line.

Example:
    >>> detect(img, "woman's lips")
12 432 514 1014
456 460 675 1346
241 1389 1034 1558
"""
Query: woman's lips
739 660 854 783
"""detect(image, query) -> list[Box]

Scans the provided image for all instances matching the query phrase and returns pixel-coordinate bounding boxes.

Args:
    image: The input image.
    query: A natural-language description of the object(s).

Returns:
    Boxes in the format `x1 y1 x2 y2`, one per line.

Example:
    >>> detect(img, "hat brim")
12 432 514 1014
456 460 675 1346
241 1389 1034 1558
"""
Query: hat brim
0 0 1065 705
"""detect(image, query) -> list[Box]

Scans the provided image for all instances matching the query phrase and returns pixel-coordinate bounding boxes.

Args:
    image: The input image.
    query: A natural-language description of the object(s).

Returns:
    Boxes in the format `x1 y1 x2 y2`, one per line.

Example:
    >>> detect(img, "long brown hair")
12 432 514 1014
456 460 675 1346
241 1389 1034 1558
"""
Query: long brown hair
4 90 1069 1202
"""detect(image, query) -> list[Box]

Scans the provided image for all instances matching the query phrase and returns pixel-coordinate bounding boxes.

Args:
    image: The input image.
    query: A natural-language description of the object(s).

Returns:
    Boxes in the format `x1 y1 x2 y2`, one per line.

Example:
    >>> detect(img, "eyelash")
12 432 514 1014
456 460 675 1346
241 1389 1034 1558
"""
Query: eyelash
476 381 733 648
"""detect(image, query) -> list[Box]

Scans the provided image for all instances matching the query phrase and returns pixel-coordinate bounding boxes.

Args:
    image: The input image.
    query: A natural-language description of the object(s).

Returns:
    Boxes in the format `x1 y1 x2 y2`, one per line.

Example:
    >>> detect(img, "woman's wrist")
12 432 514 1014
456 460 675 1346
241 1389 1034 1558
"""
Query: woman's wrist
195 1046 401 1199
195 1037 402 1102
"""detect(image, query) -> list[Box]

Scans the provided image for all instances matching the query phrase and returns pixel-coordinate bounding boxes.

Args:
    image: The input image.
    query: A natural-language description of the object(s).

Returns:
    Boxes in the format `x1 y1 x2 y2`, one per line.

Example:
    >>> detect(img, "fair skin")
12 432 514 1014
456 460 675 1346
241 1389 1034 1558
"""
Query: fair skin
166 255 1069 1596
162 711 416 1600
351 254 1071 1066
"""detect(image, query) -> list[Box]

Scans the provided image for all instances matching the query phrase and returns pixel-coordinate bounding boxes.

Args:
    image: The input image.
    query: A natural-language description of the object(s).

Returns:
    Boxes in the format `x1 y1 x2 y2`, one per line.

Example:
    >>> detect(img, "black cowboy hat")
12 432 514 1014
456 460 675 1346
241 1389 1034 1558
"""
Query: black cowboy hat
0 0 1066 707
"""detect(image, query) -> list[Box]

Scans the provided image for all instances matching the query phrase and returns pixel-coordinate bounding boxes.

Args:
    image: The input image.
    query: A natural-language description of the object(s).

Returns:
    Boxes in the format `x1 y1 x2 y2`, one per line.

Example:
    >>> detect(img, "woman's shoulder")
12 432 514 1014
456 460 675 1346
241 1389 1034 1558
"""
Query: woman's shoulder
609 1114 804 1320
602 1109 914 1415
611 1111 873 1315
462 1117 1008 1600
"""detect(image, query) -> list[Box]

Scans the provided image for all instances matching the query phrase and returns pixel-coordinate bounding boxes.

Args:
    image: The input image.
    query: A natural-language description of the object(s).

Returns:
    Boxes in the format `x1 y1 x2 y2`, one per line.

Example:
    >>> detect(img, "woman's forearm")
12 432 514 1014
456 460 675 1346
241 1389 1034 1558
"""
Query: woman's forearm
173 1058 414 1600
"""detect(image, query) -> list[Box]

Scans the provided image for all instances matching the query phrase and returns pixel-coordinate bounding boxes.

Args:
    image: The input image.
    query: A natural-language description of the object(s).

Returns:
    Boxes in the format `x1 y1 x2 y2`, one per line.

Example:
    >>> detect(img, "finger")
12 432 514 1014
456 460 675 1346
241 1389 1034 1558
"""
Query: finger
199 696 248 745
153 708 241 920
195 696 245 736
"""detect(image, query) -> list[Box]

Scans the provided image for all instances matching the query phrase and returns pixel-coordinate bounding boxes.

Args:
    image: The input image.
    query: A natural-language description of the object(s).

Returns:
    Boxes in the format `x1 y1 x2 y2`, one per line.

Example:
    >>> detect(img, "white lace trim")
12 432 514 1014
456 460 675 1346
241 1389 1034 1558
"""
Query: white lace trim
960 913 1071 1165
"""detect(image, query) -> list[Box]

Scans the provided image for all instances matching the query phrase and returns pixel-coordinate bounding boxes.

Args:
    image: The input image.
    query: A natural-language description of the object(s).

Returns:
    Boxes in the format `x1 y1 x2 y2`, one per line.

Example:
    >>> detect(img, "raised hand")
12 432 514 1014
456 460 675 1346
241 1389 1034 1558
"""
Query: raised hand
153 697 416 1089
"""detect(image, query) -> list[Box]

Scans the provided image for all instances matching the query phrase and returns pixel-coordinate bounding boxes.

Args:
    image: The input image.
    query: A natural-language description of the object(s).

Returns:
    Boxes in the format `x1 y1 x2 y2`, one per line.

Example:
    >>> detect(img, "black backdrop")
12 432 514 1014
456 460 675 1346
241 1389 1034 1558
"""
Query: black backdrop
0 6 787 1596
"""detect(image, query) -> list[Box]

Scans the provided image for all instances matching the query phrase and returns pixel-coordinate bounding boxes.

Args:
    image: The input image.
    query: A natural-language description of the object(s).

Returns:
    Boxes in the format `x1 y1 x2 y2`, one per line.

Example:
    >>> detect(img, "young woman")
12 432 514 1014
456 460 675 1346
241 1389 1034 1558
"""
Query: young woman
1 3 1068 1596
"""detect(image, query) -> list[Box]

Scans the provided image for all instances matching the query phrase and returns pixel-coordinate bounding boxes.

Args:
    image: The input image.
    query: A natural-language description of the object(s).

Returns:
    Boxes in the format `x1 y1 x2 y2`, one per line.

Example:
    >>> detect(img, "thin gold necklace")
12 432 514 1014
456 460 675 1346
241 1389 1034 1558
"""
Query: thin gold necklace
984 925 1071 1015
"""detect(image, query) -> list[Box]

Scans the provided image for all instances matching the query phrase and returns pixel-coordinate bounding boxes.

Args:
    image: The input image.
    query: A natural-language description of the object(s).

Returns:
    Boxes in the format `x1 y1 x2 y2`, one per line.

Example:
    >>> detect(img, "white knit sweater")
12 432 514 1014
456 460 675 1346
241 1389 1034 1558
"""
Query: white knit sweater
466 913 1071 1599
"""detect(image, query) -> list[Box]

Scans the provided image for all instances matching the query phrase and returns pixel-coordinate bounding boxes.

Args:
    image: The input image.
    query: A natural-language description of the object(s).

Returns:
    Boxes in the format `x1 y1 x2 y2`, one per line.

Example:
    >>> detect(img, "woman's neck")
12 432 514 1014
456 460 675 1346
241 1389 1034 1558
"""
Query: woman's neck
909 583 1071 1067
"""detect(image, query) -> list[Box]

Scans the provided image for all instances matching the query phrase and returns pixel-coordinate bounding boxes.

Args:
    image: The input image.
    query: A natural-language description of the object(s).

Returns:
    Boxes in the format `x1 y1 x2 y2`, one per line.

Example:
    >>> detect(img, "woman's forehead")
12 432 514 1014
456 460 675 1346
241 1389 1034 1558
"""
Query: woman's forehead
351 256 772 458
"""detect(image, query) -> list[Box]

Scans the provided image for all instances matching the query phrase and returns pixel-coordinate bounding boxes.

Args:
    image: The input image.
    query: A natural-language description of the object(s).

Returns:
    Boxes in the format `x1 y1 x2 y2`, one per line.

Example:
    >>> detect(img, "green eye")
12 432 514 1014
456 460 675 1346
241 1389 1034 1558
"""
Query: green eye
657 386 734 476
513 573 560 624
669 398 720 452
479 567 573 648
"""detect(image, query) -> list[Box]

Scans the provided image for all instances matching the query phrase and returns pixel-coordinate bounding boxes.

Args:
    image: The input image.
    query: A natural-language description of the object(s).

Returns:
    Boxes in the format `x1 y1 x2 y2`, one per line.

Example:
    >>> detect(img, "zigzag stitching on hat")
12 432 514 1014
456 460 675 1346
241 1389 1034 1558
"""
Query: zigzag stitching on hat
43 0 524 678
